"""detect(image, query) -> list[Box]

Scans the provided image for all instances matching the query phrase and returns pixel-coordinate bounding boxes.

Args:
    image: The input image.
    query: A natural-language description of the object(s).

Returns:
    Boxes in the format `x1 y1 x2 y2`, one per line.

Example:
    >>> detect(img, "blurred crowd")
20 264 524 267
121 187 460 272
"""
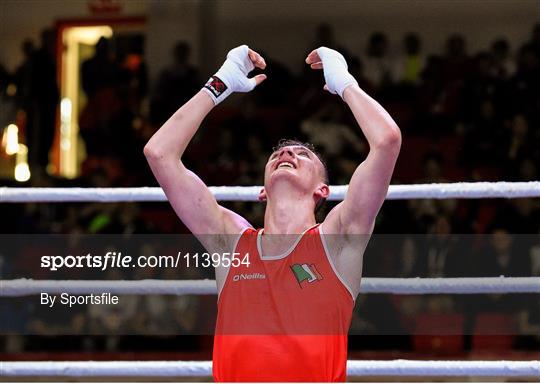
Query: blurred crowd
1 23 539 354
1 231 539 354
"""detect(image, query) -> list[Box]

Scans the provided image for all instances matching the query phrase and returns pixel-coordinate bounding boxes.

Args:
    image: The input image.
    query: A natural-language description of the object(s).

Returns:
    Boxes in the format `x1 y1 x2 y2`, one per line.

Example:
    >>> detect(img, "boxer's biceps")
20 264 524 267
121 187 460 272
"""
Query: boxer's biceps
160 165 225 235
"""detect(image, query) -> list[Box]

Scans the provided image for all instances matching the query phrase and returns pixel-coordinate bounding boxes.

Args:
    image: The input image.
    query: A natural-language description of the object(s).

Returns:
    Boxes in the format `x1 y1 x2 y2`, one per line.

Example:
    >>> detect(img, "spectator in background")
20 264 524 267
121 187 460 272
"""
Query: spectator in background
461 99 501 170
517 229 540 349
419 152 447 184
223 98 266 138
81 37 120 98
394 33 424 85
517 158 538 181
349 294 408 350
398 236 418 277
529 22 540 56
519 24 540 115
117 38 151 185
477 227 529 277
252 52 295 106
206 128 243 186
389 33 424 114
414 154 447 227
80 37 122 156
363 32 393 89
298 23 342 112
442 34 470 83
14 38 59 180
237 134 268 185
422 34 469 123
118 35 148 113
416 215 465 277
510 44 539 116
29 29 59 179
299 101 365 171
14 40 35 111
0 61 10 96
531 234 540 276
473 227 530 317
151 41 200 126
347 56 374 94
408 153 458 232
491 38 515 79
80 36 140 184
417 54 444 119
495 198 539 234
499 113 537 179
416 48 462 132
462 52 504 121
308 23 353 61
312 23 337 50
87 268 132 350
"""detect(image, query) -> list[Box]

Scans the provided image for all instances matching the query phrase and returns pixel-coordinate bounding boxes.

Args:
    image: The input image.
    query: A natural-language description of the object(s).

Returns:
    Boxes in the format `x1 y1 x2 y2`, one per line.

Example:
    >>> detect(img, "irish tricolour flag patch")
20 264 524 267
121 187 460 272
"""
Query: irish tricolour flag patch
291 263 323 287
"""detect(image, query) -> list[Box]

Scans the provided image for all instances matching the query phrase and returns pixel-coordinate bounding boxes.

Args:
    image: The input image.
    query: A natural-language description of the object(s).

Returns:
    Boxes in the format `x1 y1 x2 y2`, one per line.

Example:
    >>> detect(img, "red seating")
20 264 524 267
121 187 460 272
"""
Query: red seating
413 313 464 354
473 203 497 234
394 137 431 181
472 313 517 350
139 209 183 233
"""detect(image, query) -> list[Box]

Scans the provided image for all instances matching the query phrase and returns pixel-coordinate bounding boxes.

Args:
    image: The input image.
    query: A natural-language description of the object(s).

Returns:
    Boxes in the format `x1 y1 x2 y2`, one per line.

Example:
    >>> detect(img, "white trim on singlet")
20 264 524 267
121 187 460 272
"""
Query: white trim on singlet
319 223 356 302
217 226 252 298
257 224 318 260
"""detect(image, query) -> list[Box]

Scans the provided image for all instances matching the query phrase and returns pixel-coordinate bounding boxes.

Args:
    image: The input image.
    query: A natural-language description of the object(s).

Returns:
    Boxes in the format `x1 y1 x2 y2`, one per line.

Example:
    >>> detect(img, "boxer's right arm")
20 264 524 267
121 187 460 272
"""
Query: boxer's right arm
144 46 266 242
144 90 245 239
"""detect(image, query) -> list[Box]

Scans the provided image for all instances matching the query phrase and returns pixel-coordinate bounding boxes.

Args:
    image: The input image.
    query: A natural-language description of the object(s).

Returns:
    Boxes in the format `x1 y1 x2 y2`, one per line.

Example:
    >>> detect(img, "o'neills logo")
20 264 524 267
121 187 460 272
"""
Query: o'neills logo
233 273 266 282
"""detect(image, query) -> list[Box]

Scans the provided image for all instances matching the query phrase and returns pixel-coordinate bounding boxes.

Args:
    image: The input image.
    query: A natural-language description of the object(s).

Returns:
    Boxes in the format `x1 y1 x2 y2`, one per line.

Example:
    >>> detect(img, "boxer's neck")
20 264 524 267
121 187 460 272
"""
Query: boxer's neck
263 192 316 235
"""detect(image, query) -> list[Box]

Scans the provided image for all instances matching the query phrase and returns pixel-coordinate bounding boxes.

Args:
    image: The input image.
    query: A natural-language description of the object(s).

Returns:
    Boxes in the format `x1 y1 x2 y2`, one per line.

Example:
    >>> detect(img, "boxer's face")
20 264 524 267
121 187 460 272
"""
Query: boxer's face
261 145 327 200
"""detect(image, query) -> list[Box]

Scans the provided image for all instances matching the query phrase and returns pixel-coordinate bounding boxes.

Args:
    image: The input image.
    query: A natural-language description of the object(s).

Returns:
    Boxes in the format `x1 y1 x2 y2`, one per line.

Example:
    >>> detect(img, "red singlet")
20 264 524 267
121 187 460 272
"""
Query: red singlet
213 224 355 382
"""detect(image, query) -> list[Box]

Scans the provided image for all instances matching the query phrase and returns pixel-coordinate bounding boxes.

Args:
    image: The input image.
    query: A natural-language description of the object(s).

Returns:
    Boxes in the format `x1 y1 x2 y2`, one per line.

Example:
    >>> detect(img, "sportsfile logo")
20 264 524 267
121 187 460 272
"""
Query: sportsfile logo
204 76 228 98
233 272 266 282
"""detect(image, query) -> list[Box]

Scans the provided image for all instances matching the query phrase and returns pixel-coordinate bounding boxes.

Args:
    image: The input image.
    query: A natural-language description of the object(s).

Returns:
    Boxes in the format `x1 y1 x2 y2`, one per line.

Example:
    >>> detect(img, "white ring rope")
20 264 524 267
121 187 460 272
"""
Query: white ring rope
2 360 539 377
2 277 539 297
1 181 539 202
2 185 537 380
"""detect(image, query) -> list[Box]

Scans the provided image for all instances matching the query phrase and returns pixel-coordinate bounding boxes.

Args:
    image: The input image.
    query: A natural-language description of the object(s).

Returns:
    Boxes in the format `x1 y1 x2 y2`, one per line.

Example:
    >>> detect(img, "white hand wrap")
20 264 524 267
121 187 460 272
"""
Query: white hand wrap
203 45 257 105
316 47 358 98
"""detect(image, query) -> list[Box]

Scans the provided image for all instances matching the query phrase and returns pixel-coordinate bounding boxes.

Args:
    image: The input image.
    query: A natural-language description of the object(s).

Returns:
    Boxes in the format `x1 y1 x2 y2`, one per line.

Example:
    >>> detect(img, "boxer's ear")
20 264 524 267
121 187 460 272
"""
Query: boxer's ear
258 188 267 202
314 184 330 201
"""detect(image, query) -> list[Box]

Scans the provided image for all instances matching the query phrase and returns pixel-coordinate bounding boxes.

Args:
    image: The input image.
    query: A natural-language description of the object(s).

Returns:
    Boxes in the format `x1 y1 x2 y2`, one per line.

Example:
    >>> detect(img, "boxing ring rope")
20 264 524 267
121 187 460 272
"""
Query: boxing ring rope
2 360 539 377
2 277 540 296
2 182 539 378
1 181 540 202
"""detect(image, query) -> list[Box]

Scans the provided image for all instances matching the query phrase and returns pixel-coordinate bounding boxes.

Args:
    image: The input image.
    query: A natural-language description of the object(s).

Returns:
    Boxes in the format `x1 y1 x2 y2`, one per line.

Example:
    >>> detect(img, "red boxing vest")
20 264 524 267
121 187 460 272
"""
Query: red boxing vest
213 224 355 382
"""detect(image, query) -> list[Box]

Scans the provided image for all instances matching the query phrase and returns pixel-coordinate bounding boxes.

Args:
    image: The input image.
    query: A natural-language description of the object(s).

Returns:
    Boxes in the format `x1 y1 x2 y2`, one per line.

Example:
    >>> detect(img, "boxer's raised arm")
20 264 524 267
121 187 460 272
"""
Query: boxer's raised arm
306 47 400 298
337 85 401 233
306 47 401 236
144 46 266 238
144 91 238 237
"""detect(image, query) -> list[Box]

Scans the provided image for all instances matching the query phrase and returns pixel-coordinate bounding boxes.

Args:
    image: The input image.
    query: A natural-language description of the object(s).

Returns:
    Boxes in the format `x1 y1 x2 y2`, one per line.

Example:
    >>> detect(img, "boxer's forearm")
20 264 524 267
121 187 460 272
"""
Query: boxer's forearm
144 90 214 163
307 47 400 150
145 45 265 165
343 85 401 150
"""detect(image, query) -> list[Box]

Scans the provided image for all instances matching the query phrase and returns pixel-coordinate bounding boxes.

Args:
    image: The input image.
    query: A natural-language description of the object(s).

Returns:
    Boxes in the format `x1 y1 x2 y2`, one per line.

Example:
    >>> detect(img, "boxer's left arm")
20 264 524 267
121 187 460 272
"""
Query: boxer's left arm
332 85 401 235
307 47 401 298
307 47 401 236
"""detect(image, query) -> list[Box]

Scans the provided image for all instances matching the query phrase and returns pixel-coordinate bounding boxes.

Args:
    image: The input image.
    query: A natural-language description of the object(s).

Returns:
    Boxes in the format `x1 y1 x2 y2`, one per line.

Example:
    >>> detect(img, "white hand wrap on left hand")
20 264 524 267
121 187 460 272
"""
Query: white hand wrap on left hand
316 47 358 98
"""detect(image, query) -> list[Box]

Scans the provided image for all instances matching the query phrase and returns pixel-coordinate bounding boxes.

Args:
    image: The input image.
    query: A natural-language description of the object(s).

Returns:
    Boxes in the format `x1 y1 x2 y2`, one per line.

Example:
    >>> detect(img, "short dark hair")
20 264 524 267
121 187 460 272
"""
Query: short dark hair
272 139 329 212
